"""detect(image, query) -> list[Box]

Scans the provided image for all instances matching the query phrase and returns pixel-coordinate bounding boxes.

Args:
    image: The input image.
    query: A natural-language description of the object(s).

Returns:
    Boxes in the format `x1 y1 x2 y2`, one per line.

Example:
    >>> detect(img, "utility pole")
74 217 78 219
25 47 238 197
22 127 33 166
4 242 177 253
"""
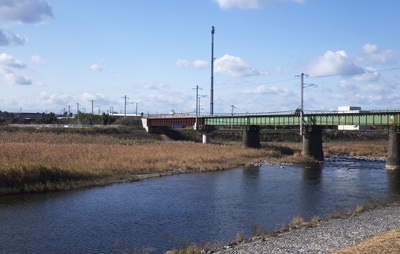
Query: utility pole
210 26 215 116
198 95 207 115
230 105 236 116
122 95 129 117
296 73 315 136
298 73 307 136
76 103 80 125
135 102 138 117
193 85 202 130
300 73 305 136
89 100 95 114
129 102 138 118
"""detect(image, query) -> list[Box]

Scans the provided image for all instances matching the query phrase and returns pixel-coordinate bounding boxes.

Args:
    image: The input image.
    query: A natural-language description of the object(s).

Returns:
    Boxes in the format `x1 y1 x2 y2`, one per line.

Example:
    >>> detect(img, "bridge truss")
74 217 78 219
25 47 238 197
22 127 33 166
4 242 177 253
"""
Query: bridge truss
203 111 400 127
145 111 400 130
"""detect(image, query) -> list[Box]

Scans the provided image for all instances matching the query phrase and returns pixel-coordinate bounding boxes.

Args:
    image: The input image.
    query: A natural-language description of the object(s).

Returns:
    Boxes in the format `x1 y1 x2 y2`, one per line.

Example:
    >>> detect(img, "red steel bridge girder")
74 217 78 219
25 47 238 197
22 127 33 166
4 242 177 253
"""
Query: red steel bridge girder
147 117 203 127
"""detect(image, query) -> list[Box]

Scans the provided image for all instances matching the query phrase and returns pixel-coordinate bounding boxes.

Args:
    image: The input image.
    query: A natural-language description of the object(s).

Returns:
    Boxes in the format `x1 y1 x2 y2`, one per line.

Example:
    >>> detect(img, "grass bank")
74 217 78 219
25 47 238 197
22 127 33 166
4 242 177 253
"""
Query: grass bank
0 131 290 196
1 129 396 253
0 130 389 196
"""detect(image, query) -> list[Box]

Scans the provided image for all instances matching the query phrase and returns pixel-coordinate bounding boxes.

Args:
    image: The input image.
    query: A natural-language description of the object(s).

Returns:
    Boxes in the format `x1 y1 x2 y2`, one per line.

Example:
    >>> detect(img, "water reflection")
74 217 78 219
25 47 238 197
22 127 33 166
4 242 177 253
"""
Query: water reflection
0 157 397 253
387 170 400 196
299 163 322 219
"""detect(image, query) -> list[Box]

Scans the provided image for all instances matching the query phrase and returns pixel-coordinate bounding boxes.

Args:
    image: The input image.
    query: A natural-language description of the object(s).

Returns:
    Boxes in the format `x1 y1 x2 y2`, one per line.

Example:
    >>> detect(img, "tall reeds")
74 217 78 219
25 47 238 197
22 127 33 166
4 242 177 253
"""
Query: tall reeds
0 131 388 195
0 132 271 195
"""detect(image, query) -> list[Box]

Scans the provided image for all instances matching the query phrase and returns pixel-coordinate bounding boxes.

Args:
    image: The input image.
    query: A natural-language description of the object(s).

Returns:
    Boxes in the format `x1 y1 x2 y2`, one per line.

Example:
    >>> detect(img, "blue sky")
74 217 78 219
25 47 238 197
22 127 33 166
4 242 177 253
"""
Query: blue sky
1 0 400 115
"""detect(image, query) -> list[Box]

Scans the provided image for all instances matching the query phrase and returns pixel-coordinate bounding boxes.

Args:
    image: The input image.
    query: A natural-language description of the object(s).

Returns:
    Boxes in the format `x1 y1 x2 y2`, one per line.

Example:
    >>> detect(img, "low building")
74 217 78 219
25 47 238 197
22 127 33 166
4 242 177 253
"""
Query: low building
337 106 370 130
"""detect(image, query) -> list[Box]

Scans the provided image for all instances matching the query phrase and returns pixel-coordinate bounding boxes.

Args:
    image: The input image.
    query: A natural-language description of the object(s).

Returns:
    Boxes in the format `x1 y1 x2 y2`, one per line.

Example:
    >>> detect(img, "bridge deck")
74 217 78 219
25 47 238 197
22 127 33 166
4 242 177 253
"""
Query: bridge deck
204 112 400 126
145 111 400 128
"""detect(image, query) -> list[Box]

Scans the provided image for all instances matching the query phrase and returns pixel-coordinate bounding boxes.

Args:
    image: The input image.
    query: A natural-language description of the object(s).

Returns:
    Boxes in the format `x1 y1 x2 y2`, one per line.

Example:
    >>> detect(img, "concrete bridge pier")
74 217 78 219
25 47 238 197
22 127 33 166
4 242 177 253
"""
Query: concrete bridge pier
242 125 261 148
302 125 324 161
386 126 400 170
202 131 210 144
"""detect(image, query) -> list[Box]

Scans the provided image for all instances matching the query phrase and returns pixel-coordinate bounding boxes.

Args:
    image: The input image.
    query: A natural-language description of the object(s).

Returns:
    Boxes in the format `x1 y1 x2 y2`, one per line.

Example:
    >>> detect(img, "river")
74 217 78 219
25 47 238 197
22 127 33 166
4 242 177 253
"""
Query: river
1 156 399 253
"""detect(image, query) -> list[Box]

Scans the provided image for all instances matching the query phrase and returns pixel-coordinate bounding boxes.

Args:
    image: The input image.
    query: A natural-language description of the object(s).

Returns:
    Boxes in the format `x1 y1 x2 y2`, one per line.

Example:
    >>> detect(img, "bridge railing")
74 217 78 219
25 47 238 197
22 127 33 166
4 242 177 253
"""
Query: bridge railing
144 109 400 119
144 110 400 127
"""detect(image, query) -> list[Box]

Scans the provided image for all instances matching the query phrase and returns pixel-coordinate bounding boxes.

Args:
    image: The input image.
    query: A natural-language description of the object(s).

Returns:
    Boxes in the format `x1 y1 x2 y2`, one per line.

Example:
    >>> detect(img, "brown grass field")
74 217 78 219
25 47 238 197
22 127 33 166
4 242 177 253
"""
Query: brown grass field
331 228 400 254
0 131 276 195
0 130 396 253
1 131 387 196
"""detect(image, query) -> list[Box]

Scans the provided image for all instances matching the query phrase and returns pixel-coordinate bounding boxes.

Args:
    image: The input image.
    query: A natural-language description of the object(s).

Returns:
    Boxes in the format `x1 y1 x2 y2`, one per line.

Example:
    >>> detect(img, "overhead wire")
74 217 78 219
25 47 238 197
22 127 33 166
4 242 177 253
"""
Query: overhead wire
213 66 400 90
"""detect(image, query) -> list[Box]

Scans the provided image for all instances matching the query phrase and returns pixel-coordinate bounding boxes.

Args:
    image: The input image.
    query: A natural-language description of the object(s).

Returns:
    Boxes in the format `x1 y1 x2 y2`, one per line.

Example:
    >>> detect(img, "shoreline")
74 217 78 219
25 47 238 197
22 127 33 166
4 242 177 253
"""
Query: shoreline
213 202 400 253
0 154 387 197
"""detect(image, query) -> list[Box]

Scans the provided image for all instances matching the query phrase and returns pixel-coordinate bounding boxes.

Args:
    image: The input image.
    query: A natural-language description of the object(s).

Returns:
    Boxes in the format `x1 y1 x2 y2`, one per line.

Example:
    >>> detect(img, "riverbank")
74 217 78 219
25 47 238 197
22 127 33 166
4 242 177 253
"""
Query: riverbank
0 130 310 196
1 128 398 253
213 202 400 254
0 129 389 196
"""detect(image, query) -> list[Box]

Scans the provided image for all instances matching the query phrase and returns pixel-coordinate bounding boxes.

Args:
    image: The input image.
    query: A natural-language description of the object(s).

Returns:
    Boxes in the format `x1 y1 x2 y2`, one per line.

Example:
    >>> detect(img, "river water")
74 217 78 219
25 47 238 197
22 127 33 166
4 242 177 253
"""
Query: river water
1 157 400 253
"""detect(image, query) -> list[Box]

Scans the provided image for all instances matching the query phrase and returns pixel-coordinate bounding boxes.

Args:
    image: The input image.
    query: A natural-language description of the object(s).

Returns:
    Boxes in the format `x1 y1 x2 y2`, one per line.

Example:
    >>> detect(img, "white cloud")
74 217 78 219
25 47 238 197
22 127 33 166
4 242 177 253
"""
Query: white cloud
176 59 191 68
0 0 53 24
213 0 307 9
338 80 356 89
0 67 31 85
176 59 208 69
90 64 103 72
0 29 27 46
214 54 261 77
357 43 400 64
0 53 26 68
31 55 45 64
352 67 380 82
37 92 75 109
243 85 293 97
140 81 168 90
0 53 32 85
307 50 370 78
193 60 208 69
80 92 110 107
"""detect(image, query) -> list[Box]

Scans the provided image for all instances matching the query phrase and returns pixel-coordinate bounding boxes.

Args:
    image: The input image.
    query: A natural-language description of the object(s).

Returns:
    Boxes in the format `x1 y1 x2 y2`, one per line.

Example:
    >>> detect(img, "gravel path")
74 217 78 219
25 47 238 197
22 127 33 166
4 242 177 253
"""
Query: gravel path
215 203 400 254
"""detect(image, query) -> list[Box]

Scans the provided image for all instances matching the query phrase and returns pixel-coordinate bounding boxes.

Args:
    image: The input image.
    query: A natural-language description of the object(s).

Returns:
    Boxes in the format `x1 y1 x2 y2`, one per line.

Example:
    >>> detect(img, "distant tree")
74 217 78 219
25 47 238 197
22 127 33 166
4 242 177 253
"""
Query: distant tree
71 112 117 125
35 112 58 124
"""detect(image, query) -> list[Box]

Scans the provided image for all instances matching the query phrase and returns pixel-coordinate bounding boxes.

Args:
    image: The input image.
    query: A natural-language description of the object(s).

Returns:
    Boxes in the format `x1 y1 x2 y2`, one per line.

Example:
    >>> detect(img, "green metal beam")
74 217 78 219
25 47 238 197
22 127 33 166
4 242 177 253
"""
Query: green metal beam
204 112 400 127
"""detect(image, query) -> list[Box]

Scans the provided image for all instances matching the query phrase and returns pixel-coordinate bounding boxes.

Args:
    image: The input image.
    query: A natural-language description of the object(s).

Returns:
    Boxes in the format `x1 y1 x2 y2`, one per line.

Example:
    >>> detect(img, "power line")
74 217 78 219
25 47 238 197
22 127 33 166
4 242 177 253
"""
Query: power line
309 67 400 79
215 78 296 90
213 67 400 91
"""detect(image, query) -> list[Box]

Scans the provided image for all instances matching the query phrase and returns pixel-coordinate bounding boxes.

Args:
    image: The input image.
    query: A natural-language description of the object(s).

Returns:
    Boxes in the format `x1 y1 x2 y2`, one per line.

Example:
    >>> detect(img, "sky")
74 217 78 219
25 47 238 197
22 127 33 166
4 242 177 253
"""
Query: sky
1 0 400 115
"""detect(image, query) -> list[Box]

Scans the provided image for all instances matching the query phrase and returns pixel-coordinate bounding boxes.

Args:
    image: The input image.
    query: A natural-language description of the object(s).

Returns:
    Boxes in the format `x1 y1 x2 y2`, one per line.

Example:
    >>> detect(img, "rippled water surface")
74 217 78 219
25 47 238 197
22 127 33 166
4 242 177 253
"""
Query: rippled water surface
1 157 399 253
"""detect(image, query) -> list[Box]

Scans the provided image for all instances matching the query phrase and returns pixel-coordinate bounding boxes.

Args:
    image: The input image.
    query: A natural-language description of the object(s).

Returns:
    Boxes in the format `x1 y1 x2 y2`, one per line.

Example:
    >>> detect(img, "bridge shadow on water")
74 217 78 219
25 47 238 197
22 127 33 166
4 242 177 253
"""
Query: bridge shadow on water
387 169 400 197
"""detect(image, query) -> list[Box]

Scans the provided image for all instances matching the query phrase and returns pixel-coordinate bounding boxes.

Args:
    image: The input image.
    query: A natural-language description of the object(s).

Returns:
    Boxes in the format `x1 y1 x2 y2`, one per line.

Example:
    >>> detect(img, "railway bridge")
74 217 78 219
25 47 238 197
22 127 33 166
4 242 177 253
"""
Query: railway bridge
142 110 400 170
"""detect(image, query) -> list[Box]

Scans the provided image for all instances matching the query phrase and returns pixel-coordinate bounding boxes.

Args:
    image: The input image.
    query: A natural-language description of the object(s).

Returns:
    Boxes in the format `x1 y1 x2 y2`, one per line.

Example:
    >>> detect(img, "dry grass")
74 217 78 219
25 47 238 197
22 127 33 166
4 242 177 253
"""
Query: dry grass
331 228 400 254
0 132 390 196
290 215 308 228
323 140 387 157
1 131 396 253
0 132 278 195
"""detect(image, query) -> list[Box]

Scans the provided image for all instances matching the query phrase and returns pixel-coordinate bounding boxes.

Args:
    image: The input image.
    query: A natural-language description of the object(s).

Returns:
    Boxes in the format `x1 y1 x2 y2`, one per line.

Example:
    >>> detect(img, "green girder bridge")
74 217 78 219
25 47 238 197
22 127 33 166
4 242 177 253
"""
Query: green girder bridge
203 111 400 126
143 110 400 170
